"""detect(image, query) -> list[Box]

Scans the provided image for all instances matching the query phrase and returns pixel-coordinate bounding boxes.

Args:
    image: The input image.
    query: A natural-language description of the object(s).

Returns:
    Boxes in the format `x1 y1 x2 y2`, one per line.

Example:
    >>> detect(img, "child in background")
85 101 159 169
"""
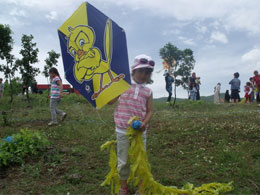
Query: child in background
109 54 154 195
225 90 230 103
249 77 255 102
164 69 174 103
244 82 252 103
189 83 197 101
214 83 221 104
48 67 67 126
0 78 4 97
229 72 241 103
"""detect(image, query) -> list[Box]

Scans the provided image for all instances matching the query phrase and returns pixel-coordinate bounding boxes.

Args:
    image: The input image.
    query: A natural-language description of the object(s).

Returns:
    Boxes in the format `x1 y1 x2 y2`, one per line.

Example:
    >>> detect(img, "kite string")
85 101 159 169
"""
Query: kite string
95 109 107 125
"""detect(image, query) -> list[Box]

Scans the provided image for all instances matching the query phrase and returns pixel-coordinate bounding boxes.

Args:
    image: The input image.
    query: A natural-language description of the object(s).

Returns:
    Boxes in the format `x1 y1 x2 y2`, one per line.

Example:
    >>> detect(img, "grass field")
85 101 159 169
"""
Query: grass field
0 94 260 194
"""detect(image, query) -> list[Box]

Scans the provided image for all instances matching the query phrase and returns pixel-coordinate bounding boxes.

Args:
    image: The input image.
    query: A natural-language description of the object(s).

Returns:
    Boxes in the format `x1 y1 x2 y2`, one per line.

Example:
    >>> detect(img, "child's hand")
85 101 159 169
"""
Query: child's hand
140 121 147 132
107 96 119 105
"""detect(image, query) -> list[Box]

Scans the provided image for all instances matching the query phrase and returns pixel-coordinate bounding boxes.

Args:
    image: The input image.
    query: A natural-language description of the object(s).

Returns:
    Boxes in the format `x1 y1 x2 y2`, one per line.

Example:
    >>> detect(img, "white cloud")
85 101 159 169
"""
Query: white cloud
196 25 207 34
10 8 26 17
241 48 260 69
5 0 260 34
210 31 228 44
45 11 58 21
162 29 180 36
97 0 260 35
178 36 196 46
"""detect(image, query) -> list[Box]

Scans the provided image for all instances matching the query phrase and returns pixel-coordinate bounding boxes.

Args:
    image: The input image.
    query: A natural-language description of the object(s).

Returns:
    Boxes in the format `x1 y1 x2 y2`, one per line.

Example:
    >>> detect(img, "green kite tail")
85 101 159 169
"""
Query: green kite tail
101 127 234 194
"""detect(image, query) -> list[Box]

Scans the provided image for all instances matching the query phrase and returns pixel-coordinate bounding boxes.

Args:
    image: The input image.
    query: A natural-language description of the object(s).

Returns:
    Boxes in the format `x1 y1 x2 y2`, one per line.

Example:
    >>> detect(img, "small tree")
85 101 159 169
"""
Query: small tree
42 50 60 83
16 34 40 100
0 24 17 102
176 49 195 98
160 43 195 106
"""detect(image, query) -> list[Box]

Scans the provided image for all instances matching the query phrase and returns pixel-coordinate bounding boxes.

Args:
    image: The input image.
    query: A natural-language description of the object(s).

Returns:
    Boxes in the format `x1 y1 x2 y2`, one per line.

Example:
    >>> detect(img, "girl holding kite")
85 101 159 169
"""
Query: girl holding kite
48 67 67 126
109 54 154 195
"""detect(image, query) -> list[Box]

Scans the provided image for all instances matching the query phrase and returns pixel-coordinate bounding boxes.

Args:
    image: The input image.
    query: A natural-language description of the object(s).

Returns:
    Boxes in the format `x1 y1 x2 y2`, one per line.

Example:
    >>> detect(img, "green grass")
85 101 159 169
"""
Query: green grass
0 94 260 194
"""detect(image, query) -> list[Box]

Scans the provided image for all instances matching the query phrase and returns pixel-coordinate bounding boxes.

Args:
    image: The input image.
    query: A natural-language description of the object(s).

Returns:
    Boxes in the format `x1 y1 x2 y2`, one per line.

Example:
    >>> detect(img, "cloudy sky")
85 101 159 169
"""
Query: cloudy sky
1 0 260 98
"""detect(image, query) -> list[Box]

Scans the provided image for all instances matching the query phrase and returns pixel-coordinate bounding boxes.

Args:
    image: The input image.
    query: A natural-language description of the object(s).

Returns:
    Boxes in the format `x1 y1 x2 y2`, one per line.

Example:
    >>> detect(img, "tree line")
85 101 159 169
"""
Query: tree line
1 24 196 104
0 24 60 102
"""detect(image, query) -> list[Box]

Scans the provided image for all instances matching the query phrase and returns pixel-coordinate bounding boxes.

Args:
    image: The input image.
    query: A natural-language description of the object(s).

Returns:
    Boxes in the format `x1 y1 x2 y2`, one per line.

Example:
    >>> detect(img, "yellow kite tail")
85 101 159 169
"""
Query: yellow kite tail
100 140 120 194
101 118 234 194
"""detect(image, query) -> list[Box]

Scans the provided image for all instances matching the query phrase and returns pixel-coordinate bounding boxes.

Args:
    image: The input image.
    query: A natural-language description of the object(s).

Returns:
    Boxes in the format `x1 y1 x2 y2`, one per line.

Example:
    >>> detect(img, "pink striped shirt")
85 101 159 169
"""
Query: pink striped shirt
50 76 61 99
114 83 152 130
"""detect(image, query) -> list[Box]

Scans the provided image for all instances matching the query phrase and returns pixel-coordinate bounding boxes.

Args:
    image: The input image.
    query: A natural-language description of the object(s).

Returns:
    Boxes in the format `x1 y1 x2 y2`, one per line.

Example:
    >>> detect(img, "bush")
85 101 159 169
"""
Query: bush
0 129 50 168
3 77 23 97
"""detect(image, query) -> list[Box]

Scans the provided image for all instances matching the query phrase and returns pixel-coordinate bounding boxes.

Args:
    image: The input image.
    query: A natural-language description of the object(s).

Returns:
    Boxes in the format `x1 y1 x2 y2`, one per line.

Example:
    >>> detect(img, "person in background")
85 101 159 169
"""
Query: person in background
253 70 260 103
32 81 38 94
225 90 230 103
189 73 200 100
48 67 67 126
189 73 196 99
164 68 174 103
249 77 255 102
229 72 241 103
195 76 201 100
189 83 197 101
214 83 221 104
22 84 28 95
244 82 252 104
0 78 4 97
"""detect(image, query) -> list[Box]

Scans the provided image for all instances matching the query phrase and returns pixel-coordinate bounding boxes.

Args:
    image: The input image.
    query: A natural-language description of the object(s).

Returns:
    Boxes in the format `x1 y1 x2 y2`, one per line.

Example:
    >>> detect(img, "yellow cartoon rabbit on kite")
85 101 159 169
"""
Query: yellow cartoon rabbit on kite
66 19 124 100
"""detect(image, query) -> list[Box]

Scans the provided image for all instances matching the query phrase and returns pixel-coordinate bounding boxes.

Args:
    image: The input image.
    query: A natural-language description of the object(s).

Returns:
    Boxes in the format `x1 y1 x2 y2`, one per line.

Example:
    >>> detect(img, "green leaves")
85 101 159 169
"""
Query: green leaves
159 43 195 89
43 50 60 79
0 129 50 168
0 24 13 60
15 34 40 100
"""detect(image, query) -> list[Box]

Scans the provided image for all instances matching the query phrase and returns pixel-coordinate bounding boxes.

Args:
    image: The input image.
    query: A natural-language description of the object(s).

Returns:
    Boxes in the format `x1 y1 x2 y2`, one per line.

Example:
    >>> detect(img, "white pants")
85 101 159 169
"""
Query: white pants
116 131 146 180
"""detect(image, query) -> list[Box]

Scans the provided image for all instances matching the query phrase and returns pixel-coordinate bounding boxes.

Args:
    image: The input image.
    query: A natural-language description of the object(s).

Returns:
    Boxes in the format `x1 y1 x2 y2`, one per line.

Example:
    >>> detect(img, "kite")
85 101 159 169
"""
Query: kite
58 2 131 109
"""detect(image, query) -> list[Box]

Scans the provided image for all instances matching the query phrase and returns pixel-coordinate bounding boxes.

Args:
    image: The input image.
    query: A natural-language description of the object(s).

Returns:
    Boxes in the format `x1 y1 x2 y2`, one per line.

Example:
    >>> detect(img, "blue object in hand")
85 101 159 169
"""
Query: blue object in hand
131 120 142 130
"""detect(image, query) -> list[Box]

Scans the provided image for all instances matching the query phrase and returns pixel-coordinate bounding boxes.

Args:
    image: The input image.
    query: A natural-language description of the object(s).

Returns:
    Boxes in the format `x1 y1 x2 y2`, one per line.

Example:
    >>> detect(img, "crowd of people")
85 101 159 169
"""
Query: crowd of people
164 70 201 102
213 70 260 105
163 69 260 105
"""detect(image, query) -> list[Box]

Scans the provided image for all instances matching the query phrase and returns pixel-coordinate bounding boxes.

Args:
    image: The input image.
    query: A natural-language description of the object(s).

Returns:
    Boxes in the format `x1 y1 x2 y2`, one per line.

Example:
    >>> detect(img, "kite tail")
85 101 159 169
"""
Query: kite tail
101 124 234 194
100 140 120 194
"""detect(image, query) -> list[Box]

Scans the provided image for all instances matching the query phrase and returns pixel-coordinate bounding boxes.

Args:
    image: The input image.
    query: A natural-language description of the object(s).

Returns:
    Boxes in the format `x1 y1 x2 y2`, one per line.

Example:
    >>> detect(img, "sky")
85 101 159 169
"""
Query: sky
1 0 260 98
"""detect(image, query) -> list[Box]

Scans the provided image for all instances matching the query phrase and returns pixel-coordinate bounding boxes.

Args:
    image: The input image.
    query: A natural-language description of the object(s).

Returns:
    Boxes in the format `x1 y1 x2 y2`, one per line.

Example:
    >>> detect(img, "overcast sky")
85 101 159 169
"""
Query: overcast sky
1 0 260 98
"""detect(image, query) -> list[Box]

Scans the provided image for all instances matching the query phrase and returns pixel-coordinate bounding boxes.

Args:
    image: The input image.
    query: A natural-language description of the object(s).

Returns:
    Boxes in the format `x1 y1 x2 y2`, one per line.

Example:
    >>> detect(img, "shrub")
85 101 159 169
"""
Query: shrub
0 129 50 168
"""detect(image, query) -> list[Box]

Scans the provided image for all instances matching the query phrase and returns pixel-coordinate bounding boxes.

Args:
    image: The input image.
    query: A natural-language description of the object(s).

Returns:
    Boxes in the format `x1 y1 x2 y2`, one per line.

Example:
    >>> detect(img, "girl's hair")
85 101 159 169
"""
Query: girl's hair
234 72 239 78
246 82 251 86
49 67 61 78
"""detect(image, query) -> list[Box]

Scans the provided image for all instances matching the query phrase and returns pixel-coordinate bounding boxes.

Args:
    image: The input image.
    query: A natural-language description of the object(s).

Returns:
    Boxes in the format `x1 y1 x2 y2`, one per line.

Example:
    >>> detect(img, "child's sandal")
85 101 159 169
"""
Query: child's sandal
118 187 129 195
